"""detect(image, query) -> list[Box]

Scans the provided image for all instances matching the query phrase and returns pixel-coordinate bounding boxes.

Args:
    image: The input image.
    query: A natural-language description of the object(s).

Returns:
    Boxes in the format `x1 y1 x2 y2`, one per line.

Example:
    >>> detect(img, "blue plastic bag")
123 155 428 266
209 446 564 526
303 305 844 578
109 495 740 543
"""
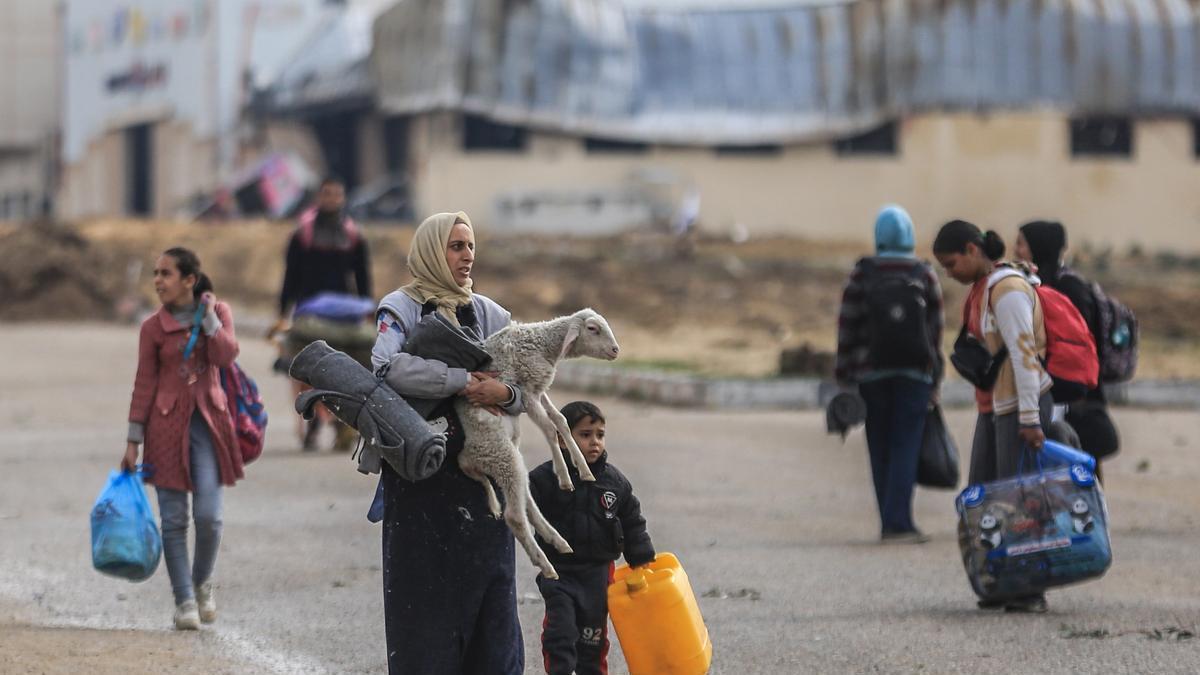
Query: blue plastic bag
294 292 376 323
91 469 162 582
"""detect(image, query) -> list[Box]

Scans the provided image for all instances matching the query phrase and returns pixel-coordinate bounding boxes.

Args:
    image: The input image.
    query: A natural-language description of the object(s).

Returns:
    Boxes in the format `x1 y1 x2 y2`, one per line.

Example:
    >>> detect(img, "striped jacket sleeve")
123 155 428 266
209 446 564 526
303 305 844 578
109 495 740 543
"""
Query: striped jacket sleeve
834 262 869 384
923 263 945 384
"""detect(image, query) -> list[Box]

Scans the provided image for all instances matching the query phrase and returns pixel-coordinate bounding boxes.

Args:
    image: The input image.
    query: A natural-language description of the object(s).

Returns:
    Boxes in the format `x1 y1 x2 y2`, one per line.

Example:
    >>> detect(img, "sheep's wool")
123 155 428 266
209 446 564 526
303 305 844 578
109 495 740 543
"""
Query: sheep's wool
400 211 475 326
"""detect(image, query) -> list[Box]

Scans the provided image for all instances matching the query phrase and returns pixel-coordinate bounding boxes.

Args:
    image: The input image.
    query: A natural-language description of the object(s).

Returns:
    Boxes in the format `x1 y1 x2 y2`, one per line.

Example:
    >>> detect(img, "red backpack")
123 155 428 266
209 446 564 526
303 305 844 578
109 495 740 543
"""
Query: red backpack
1035 285 1100 394
219 363 268 464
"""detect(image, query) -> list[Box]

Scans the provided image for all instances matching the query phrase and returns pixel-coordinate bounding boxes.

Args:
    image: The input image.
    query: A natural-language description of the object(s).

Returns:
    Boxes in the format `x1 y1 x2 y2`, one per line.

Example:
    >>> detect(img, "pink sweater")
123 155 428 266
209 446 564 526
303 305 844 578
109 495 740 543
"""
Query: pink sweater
128 302 244 492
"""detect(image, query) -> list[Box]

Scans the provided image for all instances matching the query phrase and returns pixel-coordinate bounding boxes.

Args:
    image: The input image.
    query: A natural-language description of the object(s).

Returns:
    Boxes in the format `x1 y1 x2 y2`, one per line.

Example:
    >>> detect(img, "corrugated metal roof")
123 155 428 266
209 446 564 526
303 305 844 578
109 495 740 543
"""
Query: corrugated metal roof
267 1 393 114
371 0 1200 144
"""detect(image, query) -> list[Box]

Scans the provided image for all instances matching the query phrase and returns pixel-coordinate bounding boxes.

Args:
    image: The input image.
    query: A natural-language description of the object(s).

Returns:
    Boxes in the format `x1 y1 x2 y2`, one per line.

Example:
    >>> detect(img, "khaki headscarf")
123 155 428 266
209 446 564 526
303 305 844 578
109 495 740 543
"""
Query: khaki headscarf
399 211 475 326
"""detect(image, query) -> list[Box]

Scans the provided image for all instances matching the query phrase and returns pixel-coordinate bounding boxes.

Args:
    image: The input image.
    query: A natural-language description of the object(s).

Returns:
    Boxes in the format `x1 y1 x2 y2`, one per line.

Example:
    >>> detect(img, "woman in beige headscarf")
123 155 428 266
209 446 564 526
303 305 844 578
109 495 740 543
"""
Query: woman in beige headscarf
369 211 526 674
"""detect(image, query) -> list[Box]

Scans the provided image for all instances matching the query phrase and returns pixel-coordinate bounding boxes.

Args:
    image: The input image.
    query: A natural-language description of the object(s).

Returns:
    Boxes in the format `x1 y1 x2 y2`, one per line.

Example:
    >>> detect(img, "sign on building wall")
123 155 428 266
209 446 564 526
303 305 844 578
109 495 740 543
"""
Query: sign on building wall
63 0 325 167
63 1 215 163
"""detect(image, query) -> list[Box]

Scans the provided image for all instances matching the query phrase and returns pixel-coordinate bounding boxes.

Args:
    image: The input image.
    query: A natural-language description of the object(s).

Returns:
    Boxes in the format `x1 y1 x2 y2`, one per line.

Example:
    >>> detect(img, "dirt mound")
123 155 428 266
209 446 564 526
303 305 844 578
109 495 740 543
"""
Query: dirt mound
2 219 1197 378
0 221 124 321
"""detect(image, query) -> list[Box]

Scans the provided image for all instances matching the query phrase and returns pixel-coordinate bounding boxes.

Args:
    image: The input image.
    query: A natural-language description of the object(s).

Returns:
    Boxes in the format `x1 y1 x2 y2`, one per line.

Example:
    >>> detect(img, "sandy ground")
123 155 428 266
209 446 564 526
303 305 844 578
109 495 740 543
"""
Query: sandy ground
2 323 1199 674
5 219 1200 378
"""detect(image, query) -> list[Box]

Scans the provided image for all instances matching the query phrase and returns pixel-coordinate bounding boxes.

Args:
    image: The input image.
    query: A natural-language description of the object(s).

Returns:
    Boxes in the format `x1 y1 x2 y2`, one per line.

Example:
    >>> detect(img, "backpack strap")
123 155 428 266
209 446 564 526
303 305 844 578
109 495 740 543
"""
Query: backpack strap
296 208 359 250
182 304 205 361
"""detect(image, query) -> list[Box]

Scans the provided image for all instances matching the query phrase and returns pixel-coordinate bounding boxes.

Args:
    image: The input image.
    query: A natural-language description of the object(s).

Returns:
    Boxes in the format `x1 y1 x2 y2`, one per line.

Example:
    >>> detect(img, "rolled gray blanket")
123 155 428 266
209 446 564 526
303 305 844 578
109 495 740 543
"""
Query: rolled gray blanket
290 340 445 481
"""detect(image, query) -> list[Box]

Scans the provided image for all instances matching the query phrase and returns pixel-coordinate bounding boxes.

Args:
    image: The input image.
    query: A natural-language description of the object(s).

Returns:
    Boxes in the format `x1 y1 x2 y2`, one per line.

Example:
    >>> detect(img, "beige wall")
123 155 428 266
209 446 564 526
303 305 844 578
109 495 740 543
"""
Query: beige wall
407 111 1200 252
60 132 125 218
60 113 384 219
357 113 388 185
59 121 216 219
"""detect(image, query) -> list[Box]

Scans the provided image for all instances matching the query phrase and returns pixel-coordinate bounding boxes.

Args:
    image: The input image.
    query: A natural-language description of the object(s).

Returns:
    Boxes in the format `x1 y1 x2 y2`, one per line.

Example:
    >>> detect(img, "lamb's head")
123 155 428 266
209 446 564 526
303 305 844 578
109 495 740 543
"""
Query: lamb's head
558 309 619 362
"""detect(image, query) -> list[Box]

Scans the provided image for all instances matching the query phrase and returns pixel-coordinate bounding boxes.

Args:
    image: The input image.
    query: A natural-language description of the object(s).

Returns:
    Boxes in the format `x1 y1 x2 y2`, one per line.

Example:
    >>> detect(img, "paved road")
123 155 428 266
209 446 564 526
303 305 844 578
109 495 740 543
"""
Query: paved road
1 324 1198 674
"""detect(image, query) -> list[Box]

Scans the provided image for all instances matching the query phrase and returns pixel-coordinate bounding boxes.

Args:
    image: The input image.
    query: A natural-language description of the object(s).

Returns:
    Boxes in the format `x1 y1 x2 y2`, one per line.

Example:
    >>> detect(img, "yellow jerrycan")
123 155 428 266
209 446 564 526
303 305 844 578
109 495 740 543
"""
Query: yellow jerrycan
608 552 712 675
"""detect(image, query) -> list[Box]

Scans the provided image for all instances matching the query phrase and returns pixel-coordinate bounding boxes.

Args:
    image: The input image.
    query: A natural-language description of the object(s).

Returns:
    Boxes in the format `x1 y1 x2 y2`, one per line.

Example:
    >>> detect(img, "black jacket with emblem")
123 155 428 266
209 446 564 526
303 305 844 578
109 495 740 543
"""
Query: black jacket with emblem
529 449 655 570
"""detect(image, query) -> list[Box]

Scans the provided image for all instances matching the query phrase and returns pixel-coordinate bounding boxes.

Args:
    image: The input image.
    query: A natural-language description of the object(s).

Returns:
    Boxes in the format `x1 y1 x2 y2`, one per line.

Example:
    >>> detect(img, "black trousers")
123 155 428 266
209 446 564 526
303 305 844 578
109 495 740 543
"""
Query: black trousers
537 564 614 675
381 409 523 674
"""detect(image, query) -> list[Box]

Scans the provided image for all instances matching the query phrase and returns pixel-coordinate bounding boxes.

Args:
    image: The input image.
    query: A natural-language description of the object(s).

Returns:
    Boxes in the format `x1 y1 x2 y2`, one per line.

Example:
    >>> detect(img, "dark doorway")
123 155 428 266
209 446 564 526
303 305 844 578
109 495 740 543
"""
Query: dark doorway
312 112 361 191
383 115 410 176
126 123 154 216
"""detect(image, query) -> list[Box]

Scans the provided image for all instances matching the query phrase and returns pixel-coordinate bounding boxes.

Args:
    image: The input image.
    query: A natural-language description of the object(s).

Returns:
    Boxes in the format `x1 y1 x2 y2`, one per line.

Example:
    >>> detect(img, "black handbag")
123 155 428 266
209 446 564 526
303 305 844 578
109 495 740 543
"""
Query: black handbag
825 390 867 439
1065 400 1120 460
950 326 1005 390
917 405 960 489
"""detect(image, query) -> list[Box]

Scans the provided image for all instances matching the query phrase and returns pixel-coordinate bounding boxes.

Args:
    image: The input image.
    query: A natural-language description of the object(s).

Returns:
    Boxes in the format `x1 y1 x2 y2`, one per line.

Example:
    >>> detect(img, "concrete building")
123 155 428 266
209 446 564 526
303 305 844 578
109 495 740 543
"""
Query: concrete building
56 0 371 219
50 0 1200 253
251 0 397 195
350 0 1200 251
0 0 59 221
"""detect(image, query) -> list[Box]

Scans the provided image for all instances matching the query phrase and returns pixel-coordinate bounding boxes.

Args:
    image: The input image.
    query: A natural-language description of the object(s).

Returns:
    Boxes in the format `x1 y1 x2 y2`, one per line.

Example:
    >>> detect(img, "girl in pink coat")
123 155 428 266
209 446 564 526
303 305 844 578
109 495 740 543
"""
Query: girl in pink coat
121 247 243 630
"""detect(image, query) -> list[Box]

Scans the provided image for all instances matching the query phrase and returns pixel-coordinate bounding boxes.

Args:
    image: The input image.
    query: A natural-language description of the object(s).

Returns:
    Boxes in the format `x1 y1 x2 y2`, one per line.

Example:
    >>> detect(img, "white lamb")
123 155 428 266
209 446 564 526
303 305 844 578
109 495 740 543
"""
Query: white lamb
455 308 620 579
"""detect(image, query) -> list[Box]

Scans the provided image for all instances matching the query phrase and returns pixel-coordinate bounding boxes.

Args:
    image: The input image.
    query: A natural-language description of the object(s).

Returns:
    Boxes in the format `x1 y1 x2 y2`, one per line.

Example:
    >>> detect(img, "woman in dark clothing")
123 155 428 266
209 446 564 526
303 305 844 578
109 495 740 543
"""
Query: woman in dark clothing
1015 221 1120 477
835 205 944 544
369 211 525 674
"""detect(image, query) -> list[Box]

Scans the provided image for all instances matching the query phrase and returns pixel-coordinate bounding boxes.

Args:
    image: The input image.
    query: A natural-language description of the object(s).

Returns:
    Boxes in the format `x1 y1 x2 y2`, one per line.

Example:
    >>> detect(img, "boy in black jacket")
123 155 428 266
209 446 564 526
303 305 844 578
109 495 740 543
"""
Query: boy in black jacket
529 401 655 675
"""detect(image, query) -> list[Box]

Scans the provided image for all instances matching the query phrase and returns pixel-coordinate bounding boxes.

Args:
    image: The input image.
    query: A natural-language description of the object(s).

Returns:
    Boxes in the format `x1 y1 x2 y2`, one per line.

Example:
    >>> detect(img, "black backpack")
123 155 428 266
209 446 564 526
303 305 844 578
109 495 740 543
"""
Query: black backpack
1060 270 1138 383
860 258 934 370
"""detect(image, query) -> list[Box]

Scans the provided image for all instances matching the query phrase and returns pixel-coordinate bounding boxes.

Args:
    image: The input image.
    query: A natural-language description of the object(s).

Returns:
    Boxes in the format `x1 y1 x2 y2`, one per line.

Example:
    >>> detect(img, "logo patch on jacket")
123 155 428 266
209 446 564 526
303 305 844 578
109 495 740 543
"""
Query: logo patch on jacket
601 491 617 511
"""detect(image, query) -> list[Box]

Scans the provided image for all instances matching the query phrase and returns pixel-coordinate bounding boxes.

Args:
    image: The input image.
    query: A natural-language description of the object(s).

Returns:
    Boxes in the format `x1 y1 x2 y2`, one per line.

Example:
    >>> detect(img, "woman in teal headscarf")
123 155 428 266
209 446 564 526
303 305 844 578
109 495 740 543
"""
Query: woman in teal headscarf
834 205 945 543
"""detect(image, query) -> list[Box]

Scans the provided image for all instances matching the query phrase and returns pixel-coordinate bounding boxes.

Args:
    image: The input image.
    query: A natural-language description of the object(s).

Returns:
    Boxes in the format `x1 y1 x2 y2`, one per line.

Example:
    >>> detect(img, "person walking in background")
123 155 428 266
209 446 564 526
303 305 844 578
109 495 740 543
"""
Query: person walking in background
1015 221 1120 479
528 401 656 675
272 176 373 451
121 247 244 630
933 220 1056 613
835 205 944 544
277 176 371 314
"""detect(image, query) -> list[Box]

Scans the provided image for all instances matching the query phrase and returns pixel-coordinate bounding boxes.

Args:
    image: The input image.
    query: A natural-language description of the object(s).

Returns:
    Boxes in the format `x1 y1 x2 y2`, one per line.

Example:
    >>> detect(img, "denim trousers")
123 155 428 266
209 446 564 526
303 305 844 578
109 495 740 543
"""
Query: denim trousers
155 411 223 604
859 377 933 534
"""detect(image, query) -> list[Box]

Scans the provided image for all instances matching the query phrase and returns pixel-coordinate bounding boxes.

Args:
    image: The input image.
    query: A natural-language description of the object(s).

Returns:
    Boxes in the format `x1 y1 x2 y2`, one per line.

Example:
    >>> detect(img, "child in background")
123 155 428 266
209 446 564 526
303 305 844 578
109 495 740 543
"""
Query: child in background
529 401 655 675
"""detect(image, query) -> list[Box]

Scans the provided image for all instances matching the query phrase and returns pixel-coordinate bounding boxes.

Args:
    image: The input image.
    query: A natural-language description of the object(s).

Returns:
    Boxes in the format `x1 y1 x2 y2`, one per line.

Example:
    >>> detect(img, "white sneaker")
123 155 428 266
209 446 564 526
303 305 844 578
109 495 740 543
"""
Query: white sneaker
195 582 217 624
174 599 201 630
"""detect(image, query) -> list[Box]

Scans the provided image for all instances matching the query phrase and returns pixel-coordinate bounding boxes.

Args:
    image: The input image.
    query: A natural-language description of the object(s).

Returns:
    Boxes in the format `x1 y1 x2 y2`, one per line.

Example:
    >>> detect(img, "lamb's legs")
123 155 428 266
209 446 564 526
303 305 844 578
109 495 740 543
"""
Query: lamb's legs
541 392 595 482
459 452 502 518
496 464 559 579
525 394 576 491
525 484 572 554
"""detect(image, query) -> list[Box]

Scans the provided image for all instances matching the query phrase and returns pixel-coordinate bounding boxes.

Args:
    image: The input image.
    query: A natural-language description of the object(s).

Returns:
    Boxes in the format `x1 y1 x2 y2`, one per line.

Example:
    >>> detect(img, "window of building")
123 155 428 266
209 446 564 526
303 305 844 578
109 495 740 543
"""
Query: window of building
714 144 784 156
584 136 650 154
462 114 527 152
1070 117 1132 158
833 121 898 156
